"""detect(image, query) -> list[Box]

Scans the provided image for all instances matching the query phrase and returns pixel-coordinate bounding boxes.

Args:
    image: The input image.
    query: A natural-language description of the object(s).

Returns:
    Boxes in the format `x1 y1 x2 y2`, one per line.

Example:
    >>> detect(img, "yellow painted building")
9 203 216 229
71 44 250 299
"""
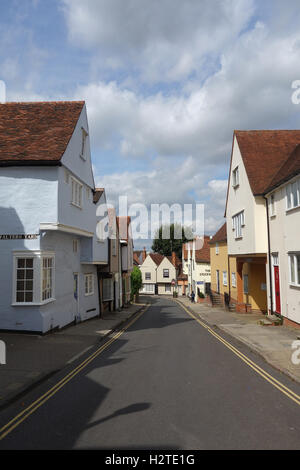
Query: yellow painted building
209 223 238 307
210 223 267 313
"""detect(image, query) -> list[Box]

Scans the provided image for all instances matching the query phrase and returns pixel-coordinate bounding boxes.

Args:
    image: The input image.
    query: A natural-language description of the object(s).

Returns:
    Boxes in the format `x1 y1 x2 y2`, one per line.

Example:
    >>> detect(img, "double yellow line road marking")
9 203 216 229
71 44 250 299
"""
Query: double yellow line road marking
1 300 299 442
176 300 300 407
0 305 149 441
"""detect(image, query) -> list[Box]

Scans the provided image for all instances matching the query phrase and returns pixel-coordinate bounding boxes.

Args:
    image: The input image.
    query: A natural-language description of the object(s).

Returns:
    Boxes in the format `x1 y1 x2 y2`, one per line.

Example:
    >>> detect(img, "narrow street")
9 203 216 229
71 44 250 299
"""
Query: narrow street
0 297 300 450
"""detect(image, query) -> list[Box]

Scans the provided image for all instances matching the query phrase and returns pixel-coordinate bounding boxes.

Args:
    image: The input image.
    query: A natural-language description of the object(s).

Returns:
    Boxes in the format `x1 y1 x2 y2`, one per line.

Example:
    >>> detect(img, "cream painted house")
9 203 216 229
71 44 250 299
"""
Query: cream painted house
156 254 178 295
139 252 180 295
183 236 211 302
264 145 300 326
139 253 163 294
225 130 300 315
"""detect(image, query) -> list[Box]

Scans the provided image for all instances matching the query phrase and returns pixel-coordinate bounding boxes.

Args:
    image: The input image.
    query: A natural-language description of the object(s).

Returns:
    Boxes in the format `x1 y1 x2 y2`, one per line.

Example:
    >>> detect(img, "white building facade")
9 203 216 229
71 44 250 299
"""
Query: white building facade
0 101 108 333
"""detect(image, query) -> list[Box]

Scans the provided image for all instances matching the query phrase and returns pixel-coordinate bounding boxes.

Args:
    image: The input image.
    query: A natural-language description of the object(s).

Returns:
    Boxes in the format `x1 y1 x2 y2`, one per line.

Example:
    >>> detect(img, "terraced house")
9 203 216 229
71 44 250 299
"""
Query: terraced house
225 130 300 323
0 101 110 333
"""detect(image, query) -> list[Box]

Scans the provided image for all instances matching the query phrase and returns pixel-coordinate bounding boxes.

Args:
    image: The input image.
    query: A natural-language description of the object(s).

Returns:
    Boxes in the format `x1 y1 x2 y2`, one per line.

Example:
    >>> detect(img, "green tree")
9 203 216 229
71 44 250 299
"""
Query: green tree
151 223 193 259
131 266 143 302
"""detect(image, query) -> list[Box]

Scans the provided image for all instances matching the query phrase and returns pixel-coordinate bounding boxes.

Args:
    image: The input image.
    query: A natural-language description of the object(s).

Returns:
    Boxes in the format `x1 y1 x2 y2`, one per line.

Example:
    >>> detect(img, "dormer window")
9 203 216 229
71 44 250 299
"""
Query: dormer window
80 128 88 160
232 166 239 188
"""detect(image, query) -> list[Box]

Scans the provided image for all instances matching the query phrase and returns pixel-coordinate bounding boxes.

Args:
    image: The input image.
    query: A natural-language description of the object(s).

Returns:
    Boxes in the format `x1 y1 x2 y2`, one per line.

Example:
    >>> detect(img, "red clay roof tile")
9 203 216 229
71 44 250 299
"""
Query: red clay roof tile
235 130 300 195
0 101 85 165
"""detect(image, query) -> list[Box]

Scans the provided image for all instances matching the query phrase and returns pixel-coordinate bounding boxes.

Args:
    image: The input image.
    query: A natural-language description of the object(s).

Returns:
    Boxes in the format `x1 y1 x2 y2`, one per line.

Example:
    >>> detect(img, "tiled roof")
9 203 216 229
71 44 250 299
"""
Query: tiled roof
209 223 227 244
265 143 300 193
234 130 300 195
166 254 181 267
133 253 141 265
0 101 84 165
93 188 104 204
149 253 164 266
182 237 210 263
195 236 211 263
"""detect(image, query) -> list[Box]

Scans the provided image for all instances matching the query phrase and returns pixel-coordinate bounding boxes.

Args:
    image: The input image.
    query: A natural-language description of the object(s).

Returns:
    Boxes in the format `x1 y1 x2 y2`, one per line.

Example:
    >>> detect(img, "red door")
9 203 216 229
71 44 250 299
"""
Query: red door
274 266 281 314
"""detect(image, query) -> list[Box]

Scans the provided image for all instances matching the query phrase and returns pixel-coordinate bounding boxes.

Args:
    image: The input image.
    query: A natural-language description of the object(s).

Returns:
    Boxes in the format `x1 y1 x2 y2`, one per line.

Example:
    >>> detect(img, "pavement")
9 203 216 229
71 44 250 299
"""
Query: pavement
175 295 300 384
0 300 148 409
0 296 300 450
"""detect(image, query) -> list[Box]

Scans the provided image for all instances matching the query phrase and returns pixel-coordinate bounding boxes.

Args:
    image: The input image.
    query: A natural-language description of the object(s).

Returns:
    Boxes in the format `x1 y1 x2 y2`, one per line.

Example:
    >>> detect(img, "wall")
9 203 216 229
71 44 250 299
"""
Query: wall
140 255 157 285
267 180 300 323
226 137 268 256
156 257 176 284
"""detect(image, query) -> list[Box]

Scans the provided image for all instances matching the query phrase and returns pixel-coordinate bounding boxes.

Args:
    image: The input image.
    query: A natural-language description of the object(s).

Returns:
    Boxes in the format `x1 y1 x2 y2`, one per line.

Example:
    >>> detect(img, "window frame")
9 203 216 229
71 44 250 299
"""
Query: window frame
231 272 237 288
289 253 300 287
80 127 88 161
84 273 94 296
145 272 151 280
232 166 239 188
12 251 55 306
71 176 83 209
223 271 228 286
232 211 245 239
163 269 169 278
286 178 300 211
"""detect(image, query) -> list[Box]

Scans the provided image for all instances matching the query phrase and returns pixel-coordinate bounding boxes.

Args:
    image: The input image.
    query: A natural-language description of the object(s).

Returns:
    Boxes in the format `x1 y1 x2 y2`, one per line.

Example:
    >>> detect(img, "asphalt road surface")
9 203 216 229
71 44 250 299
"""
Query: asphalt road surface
0 297 300 450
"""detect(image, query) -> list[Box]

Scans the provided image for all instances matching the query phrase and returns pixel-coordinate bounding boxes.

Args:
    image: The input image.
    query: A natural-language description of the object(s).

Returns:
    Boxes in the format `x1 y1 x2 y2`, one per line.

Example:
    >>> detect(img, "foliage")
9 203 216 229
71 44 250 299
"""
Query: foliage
151 223 194 258
131 266 143 296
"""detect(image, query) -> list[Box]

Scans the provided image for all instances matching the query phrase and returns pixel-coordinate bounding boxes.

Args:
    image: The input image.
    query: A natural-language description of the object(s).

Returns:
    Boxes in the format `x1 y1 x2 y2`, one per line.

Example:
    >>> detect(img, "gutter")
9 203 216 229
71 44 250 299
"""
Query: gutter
264 195 274 316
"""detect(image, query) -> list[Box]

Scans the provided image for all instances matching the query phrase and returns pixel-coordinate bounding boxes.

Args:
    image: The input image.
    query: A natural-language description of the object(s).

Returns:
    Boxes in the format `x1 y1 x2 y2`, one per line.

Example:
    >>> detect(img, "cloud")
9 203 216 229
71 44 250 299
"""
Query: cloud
62 0 255 83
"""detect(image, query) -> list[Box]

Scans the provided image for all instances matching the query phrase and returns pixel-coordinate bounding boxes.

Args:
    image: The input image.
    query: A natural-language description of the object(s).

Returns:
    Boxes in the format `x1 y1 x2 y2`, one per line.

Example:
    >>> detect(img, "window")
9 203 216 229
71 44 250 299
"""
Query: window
232 166 239 187
16 258 34 303
165 284 171 292
145 272 151 280
71 177 83 208
42 258 54 301
84 274 94 296
14 253 55 305
103 278 113 301
144 284 154 293
73 240 78 253
289 254 300 286
163 269 169 278
231 272 236 288
80 128 88 160
232 211 245 238
286 178 300 210
243 274 249 294
223 271 228 286
216 243 219 255
269 194 276 217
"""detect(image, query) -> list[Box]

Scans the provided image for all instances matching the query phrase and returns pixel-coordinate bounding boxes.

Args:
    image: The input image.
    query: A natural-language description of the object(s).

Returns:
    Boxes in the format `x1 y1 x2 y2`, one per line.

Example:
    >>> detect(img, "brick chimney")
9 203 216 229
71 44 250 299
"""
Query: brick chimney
172 251 176 267
142 247 147 262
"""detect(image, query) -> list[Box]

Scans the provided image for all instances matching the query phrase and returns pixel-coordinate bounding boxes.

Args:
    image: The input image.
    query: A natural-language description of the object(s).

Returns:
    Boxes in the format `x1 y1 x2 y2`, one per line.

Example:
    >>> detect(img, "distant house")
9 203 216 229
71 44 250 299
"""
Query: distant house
183 237 211 302
225 130 300 318
0 101 109 333
156 252 180 295
139 252 180 295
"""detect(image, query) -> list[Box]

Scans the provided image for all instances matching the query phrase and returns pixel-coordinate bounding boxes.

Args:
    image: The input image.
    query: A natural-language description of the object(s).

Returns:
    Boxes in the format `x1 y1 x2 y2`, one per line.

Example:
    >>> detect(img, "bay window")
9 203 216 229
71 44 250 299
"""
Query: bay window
13 252 55 305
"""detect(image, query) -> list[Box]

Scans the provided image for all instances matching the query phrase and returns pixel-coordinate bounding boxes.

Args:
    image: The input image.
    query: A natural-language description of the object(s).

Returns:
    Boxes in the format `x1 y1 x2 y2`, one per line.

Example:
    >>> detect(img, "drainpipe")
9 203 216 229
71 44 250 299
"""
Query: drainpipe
264 196 273 315
228 254 231 307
